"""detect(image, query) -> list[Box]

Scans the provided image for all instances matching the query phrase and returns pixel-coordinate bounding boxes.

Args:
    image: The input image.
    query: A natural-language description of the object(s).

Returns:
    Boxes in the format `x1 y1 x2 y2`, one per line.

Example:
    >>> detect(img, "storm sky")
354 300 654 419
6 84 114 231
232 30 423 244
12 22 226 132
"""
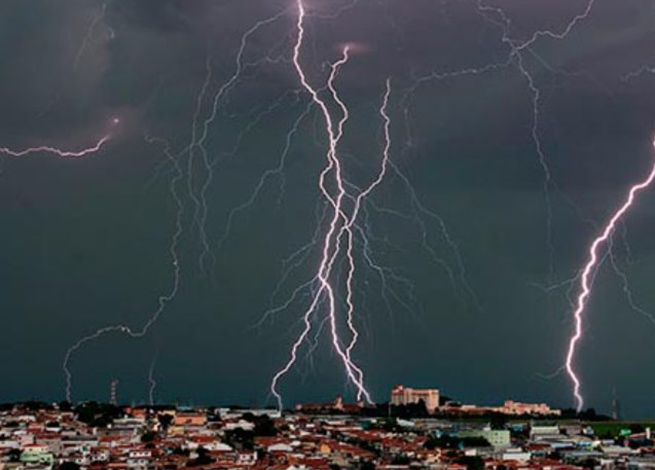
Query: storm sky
2 0 655 418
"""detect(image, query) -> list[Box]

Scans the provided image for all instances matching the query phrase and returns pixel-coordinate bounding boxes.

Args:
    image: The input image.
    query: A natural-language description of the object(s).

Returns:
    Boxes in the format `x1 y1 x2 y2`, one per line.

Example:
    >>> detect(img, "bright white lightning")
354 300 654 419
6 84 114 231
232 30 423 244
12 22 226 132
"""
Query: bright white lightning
565 139 655 411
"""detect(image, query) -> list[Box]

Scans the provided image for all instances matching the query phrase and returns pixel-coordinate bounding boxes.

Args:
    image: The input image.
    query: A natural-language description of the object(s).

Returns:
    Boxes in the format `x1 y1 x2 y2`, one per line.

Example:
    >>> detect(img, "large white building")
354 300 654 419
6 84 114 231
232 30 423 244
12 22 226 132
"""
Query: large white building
501 400 561 416
390 385 440 413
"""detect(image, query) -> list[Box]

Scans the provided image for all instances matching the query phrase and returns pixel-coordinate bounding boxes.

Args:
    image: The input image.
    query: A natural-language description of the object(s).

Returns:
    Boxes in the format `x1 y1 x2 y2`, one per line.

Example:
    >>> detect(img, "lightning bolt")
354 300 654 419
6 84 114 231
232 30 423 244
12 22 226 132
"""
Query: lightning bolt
148 353 158 407
608 237 655 327
267 0 486 408
73 1 110 71
401 0 596 289
310 0 360 20
60 9 291 401
401 0 655 411
0 118 117 159
215 92 310 252
63 135 184 403
565 138 655 411
39 1 113 119
253 205 330 331
0 136 110 158
270 0 400 410
623 65 655 83
343 78 393 377
394 0 598 315
476 0 596 281
7 0 627 409
186 10 287 276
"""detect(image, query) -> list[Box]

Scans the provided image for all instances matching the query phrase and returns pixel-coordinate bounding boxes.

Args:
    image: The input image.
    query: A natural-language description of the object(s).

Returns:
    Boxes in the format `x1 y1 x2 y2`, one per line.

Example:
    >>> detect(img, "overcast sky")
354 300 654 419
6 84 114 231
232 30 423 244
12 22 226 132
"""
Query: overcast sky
2 0 655 418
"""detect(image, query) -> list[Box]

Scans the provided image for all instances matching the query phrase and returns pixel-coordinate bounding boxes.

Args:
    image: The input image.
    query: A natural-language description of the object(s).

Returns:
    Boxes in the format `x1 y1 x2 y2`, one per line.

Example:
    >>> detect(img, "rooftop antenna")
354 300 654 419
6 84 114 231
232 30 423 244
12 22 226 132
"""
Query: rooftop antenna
612 387 621 421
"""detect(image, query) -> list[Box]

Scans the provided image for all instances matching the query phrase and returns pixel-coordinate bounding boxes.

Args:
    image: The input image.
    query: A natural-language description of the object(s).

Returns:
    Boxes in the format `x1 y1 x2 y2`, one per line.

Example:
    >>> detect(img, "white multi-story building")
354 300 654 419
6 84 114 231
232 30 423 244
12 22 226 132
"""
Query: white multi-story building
390 385 440 413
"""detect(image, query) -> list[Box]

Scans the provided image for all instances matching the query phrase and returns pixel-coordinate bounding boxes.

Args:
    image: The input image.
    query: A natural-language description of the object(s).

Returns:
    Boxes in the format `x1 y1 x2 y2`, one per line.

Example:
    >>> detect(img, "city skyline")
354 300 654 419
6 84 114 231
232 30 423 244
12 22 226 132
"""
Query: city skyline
3 0 655 418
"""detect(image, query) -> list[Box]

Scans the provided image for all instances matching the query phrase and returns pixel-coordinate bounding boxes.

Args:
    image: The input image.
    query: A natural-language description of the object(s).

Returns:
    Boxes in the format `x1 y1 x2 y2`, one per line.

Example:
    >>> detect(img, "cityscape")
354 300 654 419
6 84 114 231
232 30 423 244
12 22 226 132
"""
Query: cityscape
4 0 655 469
2 385 654 470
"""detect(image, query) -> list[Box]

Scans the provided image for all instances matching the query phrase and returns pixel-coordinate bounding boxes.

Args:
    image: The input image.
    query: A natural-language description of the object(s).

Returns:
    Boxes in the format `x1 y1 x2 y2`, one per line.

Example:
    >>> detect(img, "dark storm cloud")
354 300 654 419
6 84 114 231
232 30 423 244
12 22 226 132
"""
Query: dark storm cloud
111 0 204 32
2 0 655 418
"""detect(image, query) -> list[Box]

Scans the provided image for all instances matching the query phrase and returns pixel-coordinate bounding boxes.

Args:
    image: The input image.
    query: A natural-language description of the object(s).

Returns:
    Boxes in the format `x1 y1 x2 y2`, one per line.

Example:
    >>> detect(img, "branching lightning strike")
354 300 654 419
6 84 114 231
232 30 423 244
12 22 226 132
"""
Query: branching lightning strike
186 10 287 276
63 135 184 403
270 0 399 410
60 8 289 402
565 140 655 411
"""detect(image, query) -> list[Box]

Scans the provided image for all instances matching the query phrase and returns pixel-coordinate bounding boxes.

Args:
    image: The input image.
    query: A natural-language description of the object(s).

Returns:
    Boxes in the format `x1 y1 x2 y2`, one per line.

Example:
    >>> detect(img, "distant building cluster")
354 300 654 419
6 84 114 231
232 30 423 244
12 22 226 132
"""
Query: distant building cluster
500 401 561 417
458 401 561 417
390 385 560 417
295 396 364 415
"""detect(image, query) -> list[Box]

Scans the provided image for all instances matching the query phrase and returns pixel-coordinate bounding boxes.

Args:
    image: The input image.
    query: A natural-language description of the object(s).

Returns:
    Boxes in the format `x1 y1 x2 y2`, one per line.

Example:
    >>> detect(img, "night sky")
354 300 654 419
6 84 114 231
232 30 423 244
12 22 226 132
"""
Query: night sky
2 0 655 418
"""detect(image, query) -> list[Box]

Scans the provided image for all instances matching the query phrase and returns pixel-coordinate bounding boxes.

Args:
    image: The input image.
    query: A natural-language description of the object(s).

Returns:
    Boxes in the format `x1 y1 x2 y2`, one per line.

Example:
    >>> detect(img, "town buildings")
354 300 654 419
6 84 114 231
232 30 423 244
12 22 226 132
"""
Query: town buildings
0 395 651 470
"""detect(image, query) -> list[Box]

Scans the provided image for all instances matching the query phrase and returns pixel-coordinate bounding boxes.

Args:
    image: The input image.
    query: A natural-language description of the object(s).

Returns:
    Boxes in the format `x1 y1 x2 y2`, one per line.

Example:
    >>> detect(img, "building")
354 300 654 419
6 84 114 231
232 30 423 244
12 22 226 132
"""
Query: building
173 412 207 427
295 396 364 414
531 425 561 439
500 400 561 416
459 429 511 448
390 385 440 413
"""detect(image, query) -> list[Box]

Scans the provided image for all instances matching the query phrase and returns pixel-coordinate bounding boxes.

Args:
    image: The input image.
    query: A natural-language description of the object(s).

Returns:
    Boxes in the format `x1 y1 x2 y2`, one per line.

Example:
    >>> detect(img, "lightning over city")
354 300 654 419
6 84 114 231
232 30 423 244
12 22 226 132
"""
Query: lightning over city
269 0 373 407
565 143 655 412
5 0 655 431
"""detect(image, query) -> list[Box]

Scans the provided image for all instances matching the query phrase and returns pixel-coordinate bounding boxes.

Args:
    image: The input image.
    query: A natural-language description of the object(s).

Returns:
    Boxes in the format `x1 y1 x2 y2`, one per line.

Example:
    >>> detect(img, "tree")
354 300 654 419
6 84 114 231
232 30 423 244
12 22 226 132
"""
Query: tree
59 462 81 470
23 401 52 411
389 400 429 419
561 407 610 421
187 447 214 467
579 458 597 469
141 431 157 443
439 395 453 406
456 456 484 470
381 418 402 433
391 455 411 465
490 414 508 430
460 437 491 448
253 415 277 437
6 448 21 462
424 435 458 450
158 413 173 431
424 435 489 450
58 401 72 412
75 402 122 428
224 428 254 450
